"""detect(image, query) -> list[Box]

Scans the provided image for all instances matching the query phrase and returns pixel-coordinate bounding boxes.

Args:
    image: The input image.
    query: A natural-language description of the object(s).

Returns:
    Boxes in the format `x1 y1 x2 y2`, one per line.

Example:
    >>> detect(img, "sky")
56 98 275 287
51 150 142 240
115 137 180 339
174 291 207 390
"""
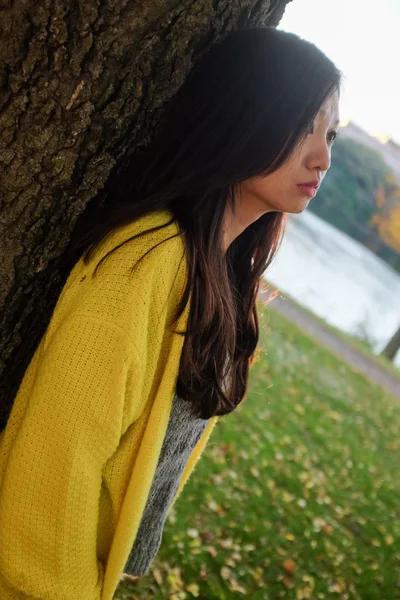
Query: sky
278 0 400 144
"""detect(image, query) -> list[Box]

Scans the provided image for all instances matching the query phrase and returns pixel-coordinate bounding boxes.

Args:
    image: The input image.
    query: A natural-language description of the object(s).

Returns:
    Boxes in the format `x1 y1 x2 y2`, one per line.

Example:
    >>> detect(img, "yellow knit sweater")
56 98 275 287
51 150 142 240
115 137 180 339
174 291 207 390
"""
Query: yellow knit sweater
0 209 218 600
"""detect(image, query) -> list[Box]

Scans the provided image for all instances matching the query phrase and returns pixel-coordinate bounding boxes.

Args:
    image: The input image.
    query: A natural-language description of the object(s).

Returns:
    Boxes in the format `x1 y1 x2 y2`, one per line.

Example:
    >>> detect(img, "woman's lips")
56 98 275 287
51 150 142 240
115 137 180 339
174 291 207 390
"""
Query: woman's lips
297 184 318 198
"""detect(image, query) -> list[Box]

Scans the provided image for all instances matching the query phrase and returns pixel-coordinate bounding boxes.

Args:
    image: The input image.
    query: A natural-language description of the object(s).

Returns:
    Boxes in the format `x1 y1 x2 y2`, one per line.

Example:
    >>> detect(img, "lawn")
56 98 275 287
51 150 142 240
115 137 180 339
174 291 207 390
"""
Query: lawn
115 302 400 600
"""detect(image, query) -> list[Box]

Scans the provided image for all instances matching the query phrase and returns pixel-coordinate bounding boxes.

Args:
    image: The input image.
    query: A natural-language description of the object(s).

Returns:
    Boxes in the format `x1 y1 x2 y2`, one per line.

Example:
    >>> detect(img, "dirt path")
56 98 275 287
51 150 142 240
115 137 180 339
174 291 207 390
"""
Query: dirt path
260 290 400 399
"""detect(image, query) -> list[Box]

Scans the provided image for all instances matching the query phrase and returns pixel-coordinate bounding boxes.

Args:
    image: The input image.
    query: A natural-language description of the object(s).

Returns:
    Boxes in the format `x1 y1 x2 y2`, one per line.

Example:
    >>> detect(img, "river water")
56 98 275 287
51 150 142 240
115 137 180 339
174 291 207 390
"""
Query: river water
265 210 400 368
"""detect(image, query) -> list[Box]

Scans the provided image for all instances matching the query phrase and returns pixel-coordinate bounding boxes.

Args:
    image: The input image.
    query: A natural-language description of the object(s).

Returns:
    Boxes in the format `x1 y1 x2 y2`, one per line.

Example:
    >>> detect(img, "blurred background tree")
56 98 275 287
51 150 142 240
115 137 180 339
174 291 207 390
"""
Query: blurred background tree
371 172 400 254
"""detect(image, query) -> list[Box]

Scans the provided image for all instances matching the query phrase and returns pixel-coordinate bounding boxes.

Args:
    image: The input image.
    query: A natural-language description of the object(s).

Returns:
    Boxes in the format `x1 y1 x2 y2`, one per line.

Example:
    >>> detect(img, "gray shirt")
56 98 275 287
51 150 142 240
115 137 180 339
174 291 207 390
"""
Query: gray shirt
122 393 210 576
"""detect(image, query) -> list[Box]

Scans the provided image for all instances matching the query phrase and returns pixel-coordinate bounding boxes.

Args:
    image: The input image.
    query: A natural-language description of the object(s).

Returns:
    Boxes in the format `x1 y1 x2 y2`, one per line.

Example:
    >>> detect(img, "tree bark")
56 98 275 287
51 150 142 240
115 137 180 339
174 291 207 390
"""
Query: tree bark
382 324 400 362
0 0 292 431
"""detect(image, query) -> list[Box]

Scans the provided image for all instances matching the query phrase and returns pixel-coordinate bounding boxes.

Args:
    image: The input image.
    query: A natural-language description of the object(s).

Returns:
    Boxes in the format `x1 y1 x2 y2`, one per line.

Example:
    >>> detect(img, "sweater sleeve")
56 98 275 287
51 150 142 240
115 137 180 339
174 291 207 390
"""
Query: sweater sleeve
0 313 139 600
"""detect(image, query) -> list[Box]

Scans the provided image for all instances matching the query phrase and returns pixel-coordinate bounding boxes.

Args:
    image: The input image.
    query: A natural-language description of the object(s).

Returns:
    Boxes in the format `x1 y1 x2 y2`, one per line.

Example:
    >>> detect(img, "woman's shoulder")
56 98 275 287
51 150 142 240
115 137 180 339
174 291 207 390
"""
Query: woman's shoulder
43 210 188 351
97 209 185 266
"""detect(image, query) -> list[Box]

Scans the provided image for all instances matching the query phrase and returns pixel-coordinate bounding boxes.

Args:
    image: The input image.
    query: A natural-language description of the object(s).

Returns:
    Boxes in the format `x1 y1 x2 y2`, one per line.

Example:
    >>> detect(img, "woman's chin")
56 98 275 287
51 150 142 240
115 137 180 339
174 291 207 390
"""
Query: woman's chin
285 199 311 214
260 195 311 214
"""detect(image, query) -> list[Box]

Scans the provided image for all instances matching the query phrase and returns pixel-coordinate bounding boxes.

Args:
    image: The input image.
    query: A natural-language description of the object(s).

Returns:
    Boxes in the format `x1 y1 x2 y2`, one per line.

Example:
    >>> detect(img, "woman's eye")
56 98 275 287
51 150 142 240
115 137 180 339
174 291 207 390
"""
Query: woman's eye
328 131 337 143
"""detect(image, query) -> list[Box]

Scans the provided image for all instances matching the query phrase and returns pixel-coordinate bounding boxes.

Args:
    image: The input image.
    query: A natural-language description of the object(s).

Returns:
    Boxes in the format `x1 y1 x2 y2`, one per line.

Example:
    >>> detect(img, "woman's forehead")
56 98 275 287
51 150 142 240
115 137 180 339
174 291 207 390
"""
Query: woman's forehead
317 95 340 126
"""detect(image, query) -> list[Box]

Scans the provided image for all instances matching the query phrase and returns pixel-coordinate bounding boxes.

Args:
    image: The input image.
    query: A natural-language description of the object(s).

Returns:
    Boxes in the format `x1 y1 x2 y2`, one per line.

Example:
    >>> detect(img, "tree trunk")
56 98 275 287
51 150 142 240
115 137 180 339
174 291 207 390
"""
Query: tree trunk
0 0 292 431
382 324 400 362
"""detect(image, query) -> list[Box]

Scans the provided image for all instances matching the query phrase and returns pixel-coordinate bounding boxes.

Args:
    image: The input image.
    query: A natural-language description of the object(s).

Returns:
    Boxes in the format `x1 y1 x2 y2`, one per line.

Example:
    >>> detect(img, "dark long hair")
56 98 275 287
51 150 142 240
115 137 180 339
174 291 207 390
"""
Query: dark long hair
64 26 342 420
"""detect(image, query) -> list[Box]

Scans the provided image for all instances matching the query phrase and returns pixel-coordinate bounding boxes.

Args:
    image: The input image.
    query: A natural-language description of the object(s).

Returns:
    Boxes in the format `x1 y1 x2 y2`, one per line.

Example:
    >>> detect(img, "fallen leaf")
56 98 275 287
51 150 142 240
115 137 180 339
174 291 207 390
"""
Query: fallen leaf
249 566 264 584
220 538 233 549
220 566 231 581
243 543 256 551
228 577 247 594
385 534 394 545
220 443 233 455
282 576 294 588
302 574 315 590
328 581 346 593
297 586 313 599
186 583 200 597
205 545 217 558
167 567 184 593
187 529 199 538
282 559 296 575
207 499 219 512
282 490 294 503
152 568 163 585
321 524 334 535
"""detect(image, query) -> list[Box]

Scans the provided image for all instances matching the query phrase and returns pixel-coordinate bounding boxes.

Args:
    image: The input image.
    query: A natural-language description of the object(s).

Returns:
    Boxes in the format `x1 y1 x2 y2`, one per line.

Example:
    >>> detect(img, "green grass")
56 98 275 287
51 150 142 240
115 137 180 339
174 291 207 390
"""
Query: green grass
115 303 400 600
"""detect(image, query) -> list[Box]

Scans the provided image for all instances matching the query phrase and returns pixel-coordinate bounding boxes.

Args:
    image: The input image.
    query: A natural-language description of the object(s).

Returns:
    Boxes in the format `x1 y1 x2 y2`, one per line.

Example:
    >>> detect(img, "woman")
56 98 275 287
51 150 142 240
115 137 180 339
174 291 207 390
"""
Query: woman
0 26 341 600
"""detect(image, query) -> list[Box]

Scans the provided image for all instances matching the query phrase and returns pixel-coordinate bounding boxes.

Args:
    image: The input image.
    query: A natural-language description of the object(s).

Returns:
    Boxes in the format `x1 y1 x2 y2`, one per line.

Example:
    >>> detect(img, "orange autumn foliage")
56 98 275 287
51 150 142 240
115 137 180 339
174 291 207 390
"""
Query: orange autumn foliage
371 172 400 253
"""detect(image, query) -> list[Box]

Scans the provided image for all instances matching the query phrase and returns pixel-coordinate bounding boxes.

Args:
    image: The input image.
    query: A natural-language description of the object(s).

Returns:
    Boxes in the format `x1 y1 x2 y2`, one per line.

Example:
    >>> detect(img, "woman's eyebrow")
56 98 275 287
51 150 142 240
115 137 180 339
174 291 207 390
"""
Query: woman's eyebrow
318 109 340 128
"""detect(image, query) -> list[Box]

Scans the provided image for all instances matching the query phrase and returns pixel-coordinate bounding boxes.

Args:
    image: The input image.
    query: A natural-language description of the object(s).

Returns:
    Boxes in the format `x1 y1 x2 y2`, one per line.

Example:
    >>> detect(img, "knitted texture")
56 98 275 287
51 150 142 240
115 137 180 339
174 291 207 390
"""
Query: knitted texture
0 210 219 600
124 393 210 576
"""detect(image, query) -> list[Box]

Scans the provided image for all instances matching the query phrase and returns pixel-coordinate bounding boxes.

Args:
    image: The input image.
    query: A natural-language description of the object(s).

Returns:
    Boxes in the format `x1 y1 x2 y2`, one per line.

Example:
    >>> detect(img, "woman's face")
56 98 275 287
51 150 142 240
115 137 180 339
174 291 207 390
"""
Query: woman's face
239 90 340 215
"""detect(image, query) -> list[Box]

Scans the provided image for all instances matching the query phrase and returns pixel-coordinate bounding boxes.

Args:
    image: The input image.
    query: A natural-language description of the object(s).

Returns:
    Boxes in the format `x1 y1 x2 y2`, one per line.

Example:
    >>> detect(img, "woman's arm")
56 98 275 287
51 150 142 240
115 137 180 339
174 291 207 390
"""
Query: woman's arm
0 314 139 600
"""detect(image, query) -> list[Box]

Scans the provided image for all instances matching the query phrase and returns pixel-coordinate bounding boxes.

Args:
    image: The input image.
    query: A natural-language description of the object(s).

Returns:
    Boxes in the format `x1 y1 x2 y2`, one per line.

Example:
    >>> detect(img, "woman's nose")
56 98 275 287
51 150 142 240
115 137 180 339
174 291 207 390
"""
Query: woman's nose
312 142 331 173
